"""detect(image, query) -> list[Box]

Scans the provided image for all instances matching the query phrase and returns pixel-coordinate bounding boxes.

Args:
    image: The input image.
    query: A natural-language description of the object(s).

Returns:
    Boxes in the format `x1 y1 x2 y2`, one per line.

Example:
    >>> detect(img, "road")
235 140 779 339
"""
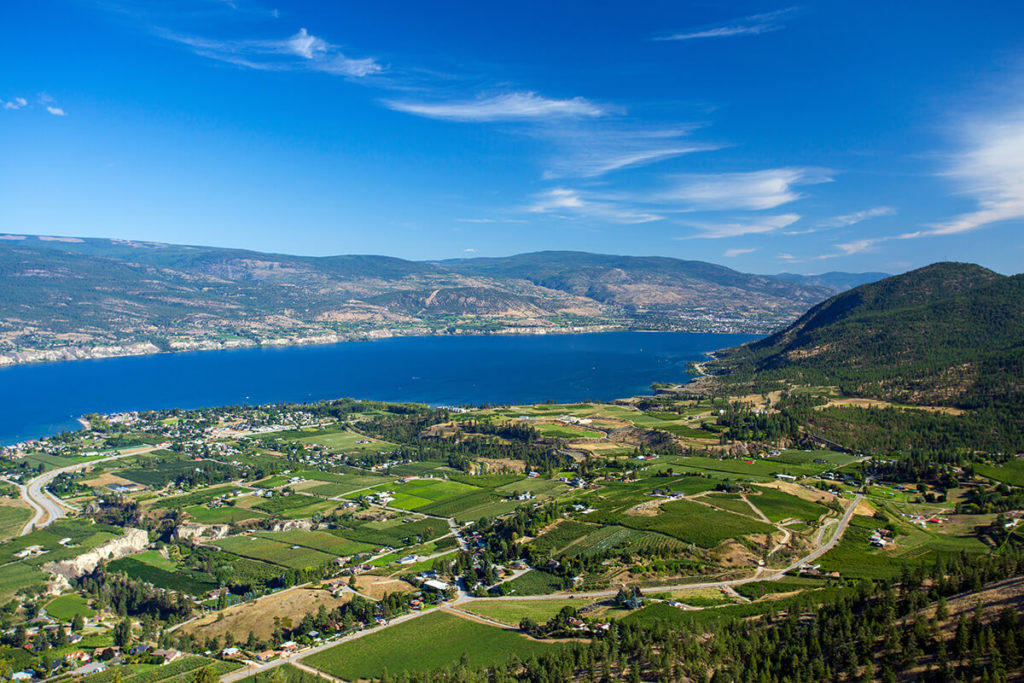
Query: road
17 445 163 535
219 494 864 681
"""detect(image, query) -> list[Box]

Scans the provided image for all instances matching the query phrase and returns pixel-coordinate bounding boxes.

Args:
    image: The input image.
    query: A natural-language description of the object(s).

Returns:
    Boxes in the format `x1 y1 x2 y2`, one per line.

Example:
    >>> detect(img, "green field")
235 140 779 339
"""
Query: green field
747 487 827 523
535 423 604 439
612 499 774 547
0 563 49 601
185 504 268 524
0 519 121 565
215 535 338 569
108 553 218 595
462 598 593 625
0 504 32 540
253 493 338 518
45 594 95 620
297 429 395 453
305 611 553 680
253 529 374 557
976 460 1024 487
504 569 565 595
238 664 323 683
150 484 241 509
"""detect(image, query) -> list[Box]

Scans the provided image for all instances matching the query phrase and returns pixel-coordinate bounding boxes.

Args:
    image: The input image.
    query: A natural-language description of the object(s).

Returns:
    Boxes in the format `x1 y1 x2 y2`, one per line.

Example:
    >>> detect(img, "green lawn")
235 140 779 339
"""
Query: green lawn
185 505 268 524
45 594 95 620
305 611 553 680
504 569 565 595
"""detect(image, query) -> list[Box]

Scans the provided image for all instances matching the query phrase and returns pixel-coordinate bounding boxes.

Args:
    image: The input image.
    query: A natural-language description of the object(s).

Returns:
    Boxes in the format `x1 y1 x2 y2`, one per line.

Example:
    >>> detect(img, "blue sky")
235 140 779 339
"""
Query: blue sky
2 1 1023 274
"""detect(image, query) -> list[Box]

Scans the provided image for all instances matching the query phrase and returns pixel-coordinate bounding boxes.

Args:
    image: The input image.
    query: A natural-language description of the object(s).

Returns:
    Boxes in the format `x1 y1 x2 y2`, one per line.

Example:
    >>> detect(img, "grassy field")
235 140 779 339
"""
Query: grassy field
149 484 240 509
462 598 592 625
747 487 827 523
535 424 604 439
215 535 337 569
45 594 95 620
975 460 1024 487
297 429 395 453
614 499 774 547
0 503 32 540
253 494 338 518
185 504 267 524
108 553 218 595
238 664 323 683
253 529 374 557
504 569 565 595
305 611 553 680
0 519 120 565
0 563 49 601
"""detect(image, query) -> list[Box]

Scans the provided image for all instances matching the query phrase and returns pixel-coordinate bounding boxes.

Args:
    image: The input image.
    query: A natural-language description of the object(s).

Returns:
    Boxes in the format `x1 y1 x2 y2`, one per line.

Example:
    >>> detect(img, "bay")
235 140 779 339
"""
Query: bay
0 331 758 445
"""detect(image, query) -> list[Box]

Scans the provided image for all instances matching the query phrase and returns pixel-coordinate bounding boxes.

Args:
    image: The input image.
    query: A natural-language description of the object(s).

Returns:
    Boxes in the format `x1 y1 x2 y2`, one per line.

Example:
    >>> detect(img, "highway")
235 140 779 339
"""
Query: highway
16 445 163 535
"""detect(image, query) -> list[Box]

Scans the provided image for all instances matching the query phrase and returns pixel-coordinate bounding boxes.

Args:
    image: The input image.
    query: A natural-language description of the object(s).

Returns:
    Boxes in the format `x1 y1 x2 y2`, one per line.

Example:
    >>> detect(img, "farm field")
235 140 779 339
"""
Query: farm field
297 429 395 453
253 529 374 557
183 587 351 641
614 499 774 547
304 611 553 680
149 484 240 509
534 423 604 439
185 504 267 524
45 594 95 620
975 460 1024 487
0 563 49 602
253 494 339 518
238 664 323 683
461 598 593 625
746 487 828 522
0 503 32 540
0 519 121 565
108 552 218 595
214 535 338 569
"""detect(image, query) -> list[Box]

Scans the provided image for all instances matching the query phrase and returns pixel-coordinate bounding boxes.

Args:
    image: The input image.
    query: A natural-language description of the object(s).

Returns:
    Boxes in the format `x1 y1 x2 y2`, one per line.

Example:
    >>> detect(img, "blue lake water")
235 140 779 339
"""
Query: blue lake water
0 331 759 445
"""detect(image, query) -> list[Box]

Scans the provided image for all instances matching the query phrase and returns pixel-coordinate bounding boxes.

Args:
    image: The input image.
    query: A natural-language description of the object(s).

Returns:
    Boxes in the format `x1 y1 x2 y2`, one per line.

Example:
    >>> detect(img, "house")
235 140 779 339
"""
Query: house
423 579 450 592
255 650 278 662
12 671 33 680
775 474 797 482
152 648 182 663
669 491 686 499
64 650 91 664
222 647 241 657
95 646 120 660
397 555 418 565
129 643 151 655
280 641 298 652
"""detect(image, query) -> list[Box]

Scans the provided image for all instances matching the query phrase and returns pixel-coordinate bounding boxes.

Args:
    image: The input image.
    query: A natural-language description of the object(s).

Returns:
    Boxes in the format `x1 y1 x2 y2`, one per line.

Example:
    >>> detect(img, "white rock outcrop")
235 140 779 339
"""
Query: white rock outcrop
45 528 149 579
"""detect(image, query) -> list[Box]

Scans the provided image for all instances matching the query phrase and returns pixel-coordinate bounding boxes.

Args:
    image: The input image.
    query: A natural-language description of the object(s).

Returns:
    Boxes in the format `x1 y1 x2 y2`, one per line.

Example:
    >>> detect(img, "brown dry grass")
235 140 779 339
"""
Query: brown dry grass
80 473 143 488
181 588 352 640
353 575 416 600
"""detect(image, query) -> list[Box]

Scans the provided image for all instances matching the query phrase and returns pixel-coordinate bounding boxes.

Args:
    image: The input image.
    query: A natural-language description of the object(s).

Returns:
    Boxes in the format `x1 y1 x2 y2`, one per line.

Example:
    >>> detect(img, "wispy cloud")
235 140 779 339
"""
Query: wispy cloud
679 213 801 239
383 92 606 122
724 247 757 257
911 111 1024 238
162 27 383 78
657 167 830 211
2 97 27 110
528 188 662 224
783 205 894 234
537 124 722 179
45 106 67 116
657 8 796 41
837 239 876 255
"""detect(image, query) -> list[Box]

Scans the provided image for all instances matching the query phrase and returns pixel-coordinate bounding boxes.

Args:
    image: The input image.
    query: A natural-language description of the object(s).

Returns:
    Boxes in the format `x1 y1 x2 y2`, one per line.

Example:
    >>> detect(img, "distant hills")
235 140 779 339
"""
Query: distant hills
704 262 1024 407
0 234 885 366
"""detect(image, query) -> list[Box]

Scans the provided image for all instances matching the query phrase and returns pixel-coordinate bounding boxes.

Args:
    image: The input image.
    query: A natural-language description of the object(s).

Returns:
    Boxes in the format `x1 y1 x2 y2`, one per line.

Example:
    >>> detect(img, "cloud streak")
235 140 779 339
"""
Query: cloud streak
657 8 796 41
2 97 27 110
383 92 606 122
656 167 831 211
678 213 801 239
527 188 663 224
163 27 383 78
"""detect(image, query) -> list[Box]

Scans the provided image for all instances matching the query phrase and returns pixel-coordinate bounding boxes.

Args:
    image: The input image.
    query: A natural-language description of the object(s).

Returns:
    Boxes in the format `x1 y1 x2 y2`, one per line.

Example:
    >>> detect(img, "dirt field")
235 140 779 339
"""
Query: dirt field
353 575 417 600
818 397 964 415
79 473 143 488
181 588 352 640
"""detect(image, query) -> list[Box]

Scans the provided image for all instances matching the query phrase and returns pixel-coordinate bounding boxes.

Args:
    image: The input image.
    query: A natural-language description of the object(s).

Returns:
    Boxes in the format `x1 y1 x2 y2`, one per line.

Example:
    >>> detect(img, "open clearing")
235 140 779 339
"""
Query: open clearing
182 587 352 641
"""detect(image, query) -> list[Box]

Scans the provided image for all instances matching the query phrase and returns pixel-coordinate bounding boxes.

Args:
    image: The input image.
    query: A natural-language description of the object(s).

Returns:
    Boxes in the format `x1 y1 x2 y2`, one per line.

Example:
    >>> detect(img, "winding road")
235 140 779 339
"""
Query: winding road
16 445 163 535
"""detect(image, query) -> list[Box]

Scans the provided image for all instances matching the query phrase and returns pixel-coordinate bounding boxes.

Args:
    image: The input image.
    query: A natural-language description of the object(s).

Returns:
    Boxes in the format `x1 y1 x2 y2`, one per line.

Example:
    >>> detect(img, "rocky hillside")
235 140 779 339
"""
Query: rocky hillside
0 235 881 366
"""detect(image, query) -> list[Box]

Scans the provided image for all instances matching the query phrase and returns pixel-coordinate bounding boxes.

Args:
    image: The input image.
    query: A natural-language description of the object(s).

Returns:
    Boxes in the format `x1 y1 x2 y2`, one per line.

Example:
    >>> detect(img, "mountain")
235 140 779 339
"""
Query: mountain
772 271 890 292
704 262 1024 407
0 235 839 366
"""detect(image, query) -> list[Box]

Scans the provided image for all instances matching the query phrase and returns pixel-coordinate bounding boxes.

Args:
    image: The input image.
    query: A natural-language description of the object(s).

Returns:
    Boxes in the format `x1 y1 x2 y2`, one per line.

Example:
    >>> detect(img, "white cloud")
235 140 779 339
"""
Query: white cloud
920 111 1024 237
724 247 757 257
45 106 67 116
528 188 662 224
679 213 801 239
783 206 895 235
657 168 830 211
657 8 796 41
837 239 876 255
2 97 27 110
538 124 721 179
463 248 476 252
383 92 605 122
162 28 383 78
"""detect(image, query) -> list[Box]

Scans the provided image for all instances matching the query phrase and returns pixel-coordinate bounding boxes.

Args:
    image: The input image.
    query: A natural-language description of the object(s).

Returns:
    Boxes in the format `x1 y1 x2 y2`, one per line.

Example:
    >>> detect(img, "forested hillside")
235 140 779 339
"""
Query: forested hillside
704 262 1024 408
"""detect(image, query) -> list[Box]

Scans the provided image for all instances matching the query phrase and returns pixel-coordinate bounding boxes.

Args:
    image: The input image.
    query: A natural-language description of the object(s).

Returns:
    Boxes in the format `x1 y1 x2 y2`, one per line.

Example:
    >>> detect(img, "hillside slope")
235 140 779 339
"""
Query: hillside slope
0 234 873 366
705 262 1024 407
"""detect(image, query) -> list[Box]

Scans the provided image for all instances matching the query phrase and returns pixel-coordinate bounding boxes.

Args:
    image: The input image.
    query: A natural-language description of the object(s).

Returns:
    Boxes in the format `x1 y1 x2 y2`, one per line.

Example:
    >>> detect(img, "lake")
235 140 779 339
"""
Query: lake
0 331 759 444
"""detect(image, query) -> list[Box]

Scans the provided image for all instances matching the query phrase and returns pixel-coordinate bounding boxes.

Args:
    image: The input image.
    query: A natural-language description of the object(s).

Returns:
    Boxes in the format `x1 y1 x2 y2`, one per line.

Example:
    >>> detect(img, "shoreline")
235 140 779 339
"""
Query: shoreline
0 324 770 371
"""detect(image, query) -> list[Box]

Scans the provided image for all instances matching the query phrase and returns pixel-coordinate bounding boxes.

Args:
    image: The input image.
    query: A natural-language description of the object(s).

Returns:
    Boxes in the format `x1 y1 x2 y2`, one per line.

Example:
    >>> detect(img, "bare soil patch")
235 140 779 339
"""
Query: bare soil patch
181 588 352 640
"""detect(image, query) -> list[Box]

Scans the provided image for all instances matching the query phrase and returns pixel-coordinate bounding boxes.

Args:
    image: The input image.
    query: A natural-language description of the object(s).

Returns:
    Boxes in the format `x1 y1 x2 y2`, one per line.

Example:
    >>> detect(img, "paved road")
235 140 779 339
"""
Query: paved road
18 445 163 535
